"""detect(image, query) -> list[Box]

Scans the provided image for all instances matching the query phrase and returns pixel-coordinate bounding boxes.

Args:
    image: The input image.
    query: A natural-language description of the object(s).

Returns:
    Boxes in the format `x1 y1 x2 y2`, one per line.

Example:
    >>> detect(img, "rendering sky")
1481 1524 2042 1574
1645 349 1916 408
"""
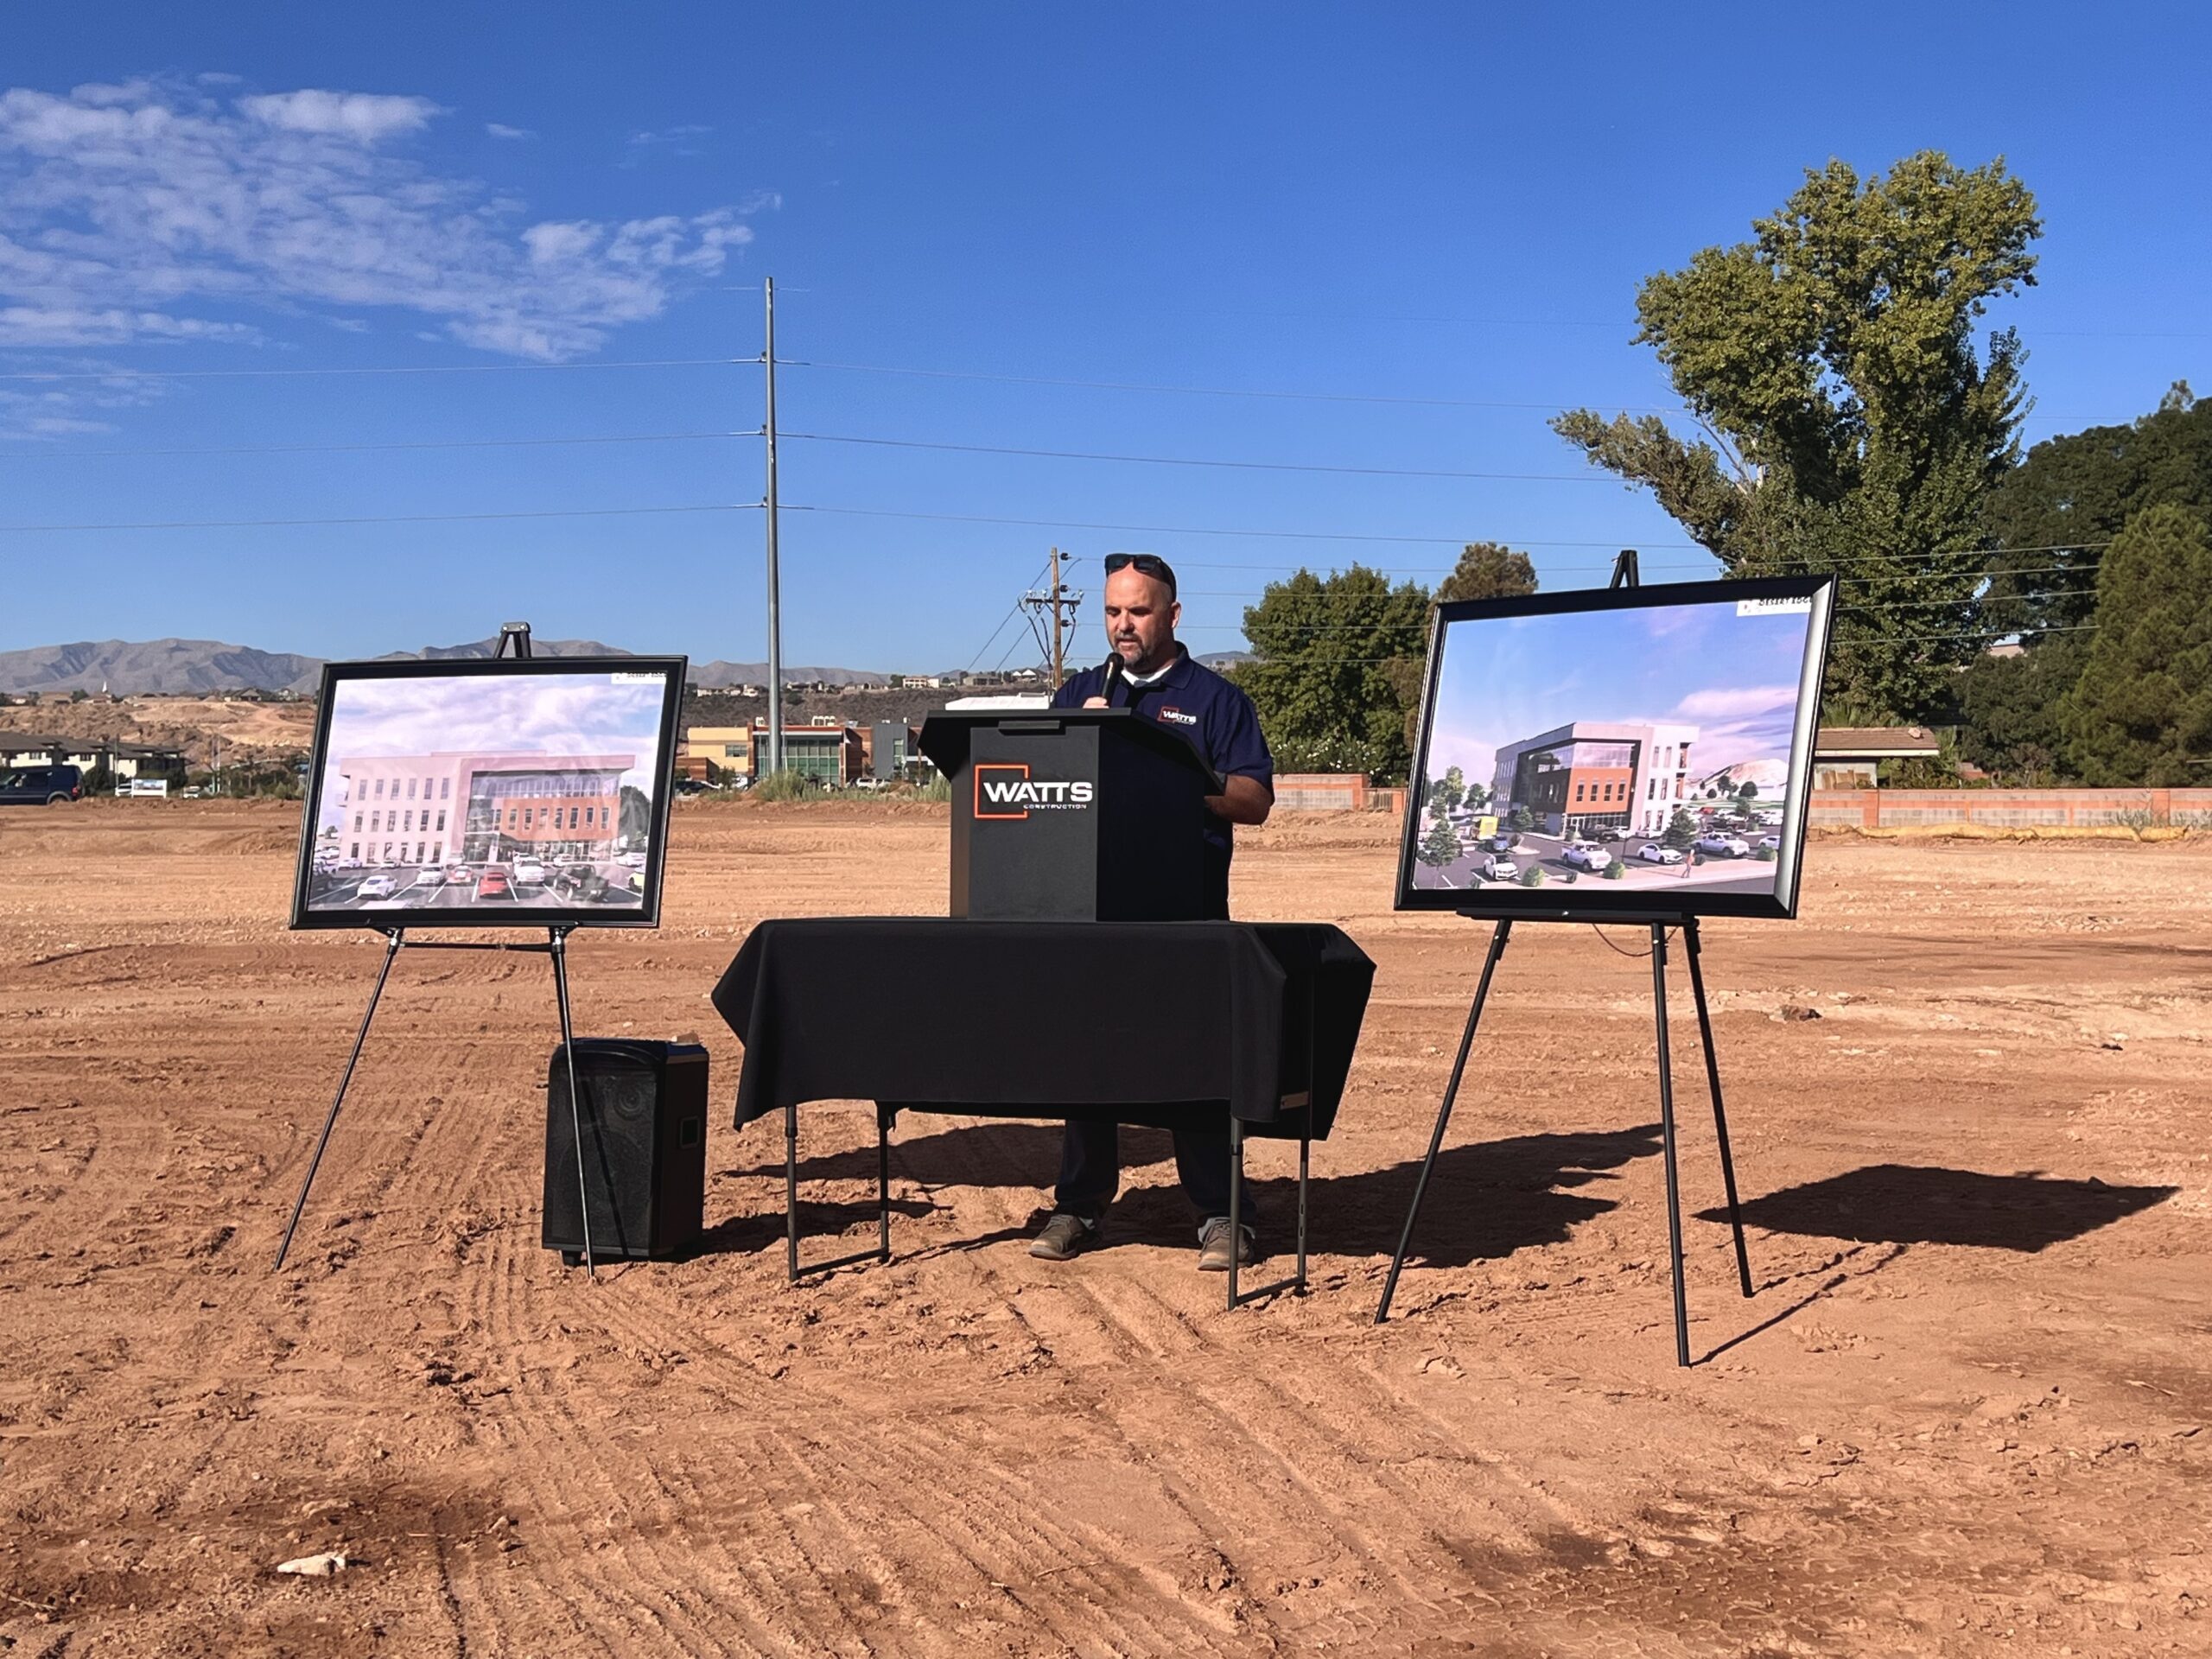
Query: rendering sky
1422 601 1817 786
4 4 2208 671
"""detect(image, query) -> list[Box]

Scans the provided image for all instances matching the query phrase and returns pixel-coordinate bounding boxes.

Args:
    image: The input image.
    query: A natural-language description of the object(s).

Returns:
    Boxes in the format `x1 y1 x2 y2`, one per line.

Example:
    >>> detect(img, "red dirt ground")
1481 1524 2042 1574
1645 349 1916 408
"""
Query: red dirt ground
2 798 2207 1656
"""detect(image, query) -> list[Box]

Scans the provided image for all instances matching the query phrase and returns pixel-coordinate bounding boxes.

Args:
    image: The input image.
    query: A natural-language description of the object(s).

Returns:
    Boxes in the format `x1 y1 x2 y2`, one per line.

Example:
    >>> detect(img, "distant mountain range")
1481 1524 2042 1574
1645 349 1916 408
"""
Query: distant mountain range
0 637 1257 695
0 638 892 695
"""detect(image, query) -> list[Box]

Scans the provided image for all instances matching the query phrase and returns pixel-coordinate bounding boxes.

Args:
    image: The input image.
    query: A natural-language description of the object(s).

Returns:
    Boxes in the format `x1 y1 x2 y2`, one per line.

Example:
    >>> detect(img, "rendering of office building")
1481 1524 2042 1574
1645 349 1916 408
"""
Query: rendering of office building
332 750 634 867
1490 721 1700 838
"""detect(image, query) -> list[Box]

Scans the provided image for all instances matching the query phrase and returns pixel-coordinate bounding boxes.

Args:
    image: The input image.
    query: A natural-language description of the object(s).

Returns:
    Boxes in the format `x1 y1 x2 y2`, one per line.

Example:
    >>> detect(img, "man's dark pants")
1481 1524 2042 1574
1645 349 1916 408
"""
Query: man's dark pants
1053 867 1246 1225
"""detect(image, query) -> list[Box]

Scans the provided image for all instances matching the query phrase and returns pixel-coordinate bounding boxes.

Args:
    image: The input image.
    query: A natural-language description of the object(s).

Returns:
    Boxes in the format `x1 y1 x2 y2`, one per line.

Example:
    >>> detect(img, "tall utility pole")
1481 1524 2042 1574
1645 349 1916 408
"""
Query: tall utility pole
1020 548 1084 689
762 276 784 777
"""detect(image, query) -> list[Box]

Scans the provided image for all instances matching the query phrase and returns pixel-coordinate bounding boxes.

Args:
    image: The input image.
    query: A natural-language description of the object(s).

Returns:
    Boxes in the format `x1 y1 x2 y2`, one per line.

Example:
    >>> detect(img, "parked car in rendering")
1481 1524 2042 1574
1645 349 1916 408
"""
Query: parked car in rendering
1486 833 1516 854
444 864 473 885
1478 853 1521 882
1560 842 1610 872
0 764 84 805
512 856 548 886
1759 835 1782 851
358 874 398 899
553 862 607 901
1696 833 1751 857
1637 842 1686 865
616 851 646 869
415 867 444 887
477 866 513 899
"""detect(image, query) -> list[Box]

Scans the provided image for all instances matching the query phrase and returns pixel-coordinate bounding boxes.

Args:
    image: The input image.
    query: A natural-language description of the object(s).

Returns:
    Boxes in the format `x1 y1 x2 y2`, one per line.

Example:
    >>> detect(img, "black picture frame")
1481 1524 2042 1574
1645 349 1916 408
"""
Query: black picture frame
1395 575 1836 921
289 655 688 931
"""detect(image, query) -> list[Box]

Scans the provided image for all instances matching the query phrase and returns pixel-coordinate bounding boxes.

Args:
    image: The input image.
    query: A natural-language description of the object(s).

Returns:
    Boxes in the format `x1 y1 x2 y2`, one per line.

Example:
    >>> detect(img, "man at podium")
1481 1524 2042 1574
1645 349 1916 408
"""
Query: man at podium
1028 553 1277 1271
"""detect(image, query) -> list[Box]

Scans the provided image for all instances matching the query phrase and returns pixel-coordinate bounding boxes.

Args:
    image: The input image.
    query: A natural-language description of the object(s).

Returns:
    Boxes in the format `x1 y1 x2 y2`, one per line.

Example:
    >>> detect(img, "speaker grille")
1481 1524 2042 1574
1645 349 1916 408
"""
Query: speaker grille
543 1040 708 1260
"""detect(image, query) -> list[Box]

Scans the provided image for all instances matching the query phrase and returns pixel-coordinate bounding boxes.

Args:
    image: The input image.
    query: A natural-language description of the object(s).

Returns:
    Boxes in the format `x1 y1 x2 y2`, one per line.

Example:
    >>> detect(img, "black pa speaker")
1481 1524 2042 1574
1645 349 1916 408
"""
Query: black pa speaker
543 1040 709 1262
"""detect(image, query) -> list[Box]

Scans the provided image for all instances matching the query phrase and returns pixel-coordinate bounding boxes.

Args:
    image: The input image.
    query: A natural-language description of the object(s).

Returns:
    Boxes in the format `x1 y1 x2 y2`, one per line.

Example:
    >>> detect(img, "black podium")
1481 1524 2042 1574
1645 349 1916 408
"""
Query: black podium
918 709 1223 922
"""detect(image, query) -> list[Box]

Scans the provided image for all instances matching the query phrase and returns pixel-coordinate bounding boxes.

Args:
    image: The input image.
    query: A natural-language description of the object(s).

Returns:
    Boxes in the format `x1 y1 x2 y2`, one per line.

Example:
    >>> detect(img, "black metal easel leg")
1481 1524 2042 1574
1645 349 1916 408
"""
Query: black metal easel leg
1375 918 1512 1323
274 930 404 1271
1682 918 1754 1299
547 927 595 1280
1651 924 1690 1368
1296 1134 1310 1291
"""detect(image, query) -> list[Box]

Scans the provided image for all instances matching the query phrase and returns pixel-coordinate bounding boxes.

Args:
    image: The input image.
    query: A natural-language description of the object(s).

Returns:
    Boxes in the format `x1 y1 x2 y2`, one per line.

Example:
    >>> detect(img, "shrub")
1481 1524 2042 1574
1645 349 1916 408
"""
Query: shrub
1754 846 1777 861
1518 867 1546 887
918 773 951 803
753 769 827 802
1560 868 1578 884
1603 860 1625 880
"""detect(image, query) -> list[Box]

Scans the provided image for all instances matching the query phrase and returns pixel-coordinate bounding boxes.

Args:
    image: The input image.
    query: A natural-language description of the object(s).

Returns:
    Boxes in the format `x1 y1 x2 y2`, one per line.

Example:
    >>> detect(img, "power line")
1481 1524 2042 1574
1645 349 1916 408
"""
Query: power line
785 429 1612 482
787 358 1691 415
0 431 759 461
0 357 743 384
0 504 758 532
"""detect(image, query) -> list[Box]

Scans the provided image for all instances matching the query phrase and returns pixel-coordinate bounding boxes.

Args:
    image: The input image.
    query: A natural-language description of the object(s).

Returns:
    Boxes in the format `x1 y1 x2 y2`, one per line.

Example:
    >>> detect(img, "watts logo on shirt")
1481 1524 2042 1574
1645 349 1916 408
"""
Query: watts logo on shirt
1154 706 1198 726
974 762 1096 820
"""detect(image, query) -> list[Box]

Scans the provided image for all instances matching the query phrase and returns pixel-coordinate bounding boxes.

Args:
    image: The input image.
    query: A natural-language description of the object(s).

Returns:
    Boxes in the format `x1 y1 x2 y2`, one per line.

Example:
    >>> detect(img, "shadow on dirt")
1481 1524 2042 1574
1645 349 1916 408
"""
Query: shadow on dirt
728 1119 1666 1267
1701 1163 2178 1253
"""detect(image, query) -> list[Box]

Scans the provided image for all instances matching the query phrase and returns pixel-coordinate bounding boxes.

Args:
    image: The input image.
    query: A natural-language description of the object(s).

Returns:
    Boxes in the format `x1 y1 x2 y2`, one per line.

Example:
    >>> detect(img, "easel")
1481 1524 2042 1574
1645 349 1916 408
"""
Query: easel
1372 551 1756 1365
272 622 599 1276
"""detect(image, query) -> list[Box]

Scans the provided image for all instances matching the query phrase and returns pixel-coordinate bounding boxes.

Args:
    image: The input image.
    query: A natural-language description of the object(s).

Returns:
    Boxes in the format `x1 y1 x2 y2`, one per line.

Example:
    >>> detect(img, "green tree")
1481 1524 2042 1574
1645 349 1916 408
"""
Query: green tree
1236 565 1431 782
1956 636 2087 781
1663 808 1700 850
1429 765 1466 814
1984 382 2212 634
1553 152 2040 719
1505 803 1534 833
1416 811 1460 869
1736 780 1759 806
2058 505 2212 784
1434 541 1539 607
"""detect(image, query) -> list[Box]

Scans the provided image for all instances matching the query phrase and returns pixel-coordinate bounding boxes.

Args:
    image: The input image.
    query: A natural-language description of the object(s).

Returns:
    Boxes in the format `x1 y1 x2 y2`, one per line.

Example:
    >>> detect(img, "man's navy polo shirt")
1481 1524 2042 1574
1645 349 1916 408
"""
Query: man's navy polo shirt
1052 645 1274 917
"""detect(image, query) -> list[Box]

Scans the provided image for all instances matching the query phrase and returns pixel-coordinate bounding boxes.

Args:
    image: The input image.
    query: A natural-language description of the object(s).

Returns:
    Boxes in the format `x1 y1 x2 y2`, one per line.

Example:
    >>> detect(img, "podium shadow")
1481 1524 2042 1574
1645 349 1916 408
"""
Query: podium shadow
686 1196 935 1262
1700 1164 2178 1253
731 1118 1666 1268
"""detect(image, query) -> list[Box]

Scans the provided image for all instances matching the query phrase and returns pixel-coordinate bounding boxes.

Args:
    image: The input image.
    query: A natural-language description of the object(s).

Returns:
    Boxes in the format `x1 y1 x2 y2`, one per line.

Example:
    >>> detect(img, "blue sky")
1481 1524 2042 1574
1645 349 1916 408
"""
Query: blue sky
3 4 2208 672
1424 600 1815 790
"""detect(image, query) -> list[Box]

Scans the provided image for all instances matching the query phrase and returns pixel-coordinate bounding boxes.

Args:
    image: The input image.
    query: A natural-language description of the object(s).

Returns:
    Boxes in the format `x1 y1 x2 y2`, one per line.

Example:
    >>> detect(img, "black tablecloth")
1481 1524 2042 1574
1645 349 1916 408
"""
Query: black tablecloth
710 919 1374 1141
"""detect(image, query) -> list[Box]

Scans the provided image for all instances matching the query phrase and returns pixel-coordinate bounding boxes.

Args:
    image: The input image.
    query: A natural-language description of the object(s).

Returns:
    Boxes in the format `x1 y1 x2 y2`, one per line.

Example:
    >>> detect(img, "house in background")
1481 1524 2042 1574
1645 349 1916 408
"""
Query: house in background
1811 727 1942 789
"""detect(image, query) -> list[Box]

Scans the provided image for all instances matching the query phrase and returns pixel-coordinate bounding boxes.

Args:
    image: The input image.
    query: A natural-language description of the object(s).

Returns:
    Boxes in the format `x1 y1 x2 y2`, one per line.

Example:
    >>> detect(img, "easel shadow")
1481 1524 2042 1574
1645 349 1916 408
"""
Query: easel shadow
1700 1164 2178 1253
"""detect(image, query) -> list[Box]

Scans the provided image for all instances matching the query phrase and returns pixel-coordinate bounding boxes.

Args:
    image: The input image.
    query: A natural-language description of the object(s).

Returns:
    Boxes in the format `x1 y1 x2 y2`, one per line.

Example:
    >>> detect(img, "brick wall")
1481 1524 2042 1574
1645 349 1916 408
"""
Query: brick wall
1808 788 2212 829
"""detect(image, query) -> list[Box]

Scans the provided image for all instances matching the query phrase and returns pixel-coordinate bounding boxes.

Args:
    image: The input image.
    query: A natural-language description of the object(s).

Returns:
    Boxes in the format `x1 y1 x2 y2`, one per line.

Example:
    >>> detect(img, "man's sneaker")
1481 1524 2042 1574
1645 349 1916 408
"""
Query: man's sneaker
1029 1212 1096 1262
1197 1217 1256 1272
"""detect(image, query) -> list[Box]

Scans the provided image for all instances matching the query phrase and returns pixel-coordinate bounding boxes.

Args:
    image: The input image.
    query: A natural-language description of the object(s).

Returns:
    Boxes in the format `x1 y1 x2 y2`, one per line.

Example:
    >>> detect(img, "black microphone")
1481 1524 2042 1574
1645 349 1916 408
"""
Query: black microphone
1098 653 1125 706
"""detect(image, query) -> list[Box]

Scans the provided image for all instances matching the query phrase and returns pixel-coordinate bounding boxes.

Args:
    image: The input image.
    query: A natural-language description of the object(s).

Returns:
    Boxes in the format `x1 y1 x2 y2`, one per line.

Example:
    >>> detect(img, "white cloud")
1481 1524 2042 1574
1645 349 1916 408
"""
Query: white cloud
1672 684 1800 720
239 89 440 142
0 79 769 362
485 122 534 141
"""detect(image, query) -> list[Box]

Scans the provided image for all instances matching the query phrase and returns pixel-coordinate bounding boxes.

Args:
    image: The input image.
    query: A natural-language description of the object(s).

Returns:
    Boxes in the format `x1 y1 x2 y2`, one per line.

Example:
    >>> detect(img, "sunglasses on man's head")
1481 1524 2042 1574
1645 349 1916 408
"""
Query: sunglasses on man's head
1103 552 1178 597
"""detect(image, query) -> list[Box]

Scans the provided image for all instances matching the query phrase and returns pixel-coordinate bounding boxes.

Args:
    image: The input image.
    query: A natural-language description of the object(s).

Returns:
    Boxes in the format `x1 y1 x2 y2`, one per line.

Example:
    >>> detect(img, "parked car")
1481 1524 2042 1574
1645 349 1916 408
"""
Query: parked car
336 856 364 870
1485 833 1516 854
444 864 474 885
1478 853 1521 882
0 764 84 805
477 866 514 899
1637 842 1686 865
1696 833 1751 857
512 856 548 886
1560 842 1610 872
554 862 607 901
358 874 398 899
1759 834 1782 850
616 851 646 869
627 868 646 894
414 867 444 887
